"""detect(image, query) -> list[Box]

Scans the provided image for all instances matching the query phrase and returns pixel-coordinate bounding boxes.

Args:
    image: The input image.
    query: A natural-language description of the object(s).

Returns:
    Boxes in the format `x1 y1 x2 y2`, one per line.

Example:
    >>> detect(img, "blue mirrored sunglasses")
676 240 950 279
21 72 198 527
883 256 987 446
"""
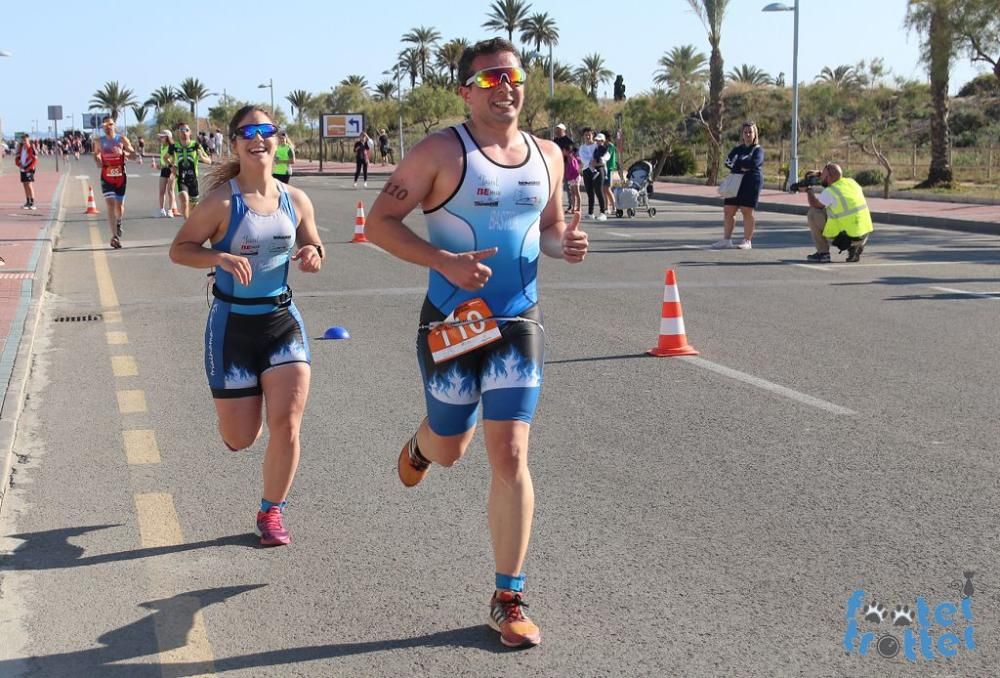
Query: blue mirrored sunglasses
233 123 278 140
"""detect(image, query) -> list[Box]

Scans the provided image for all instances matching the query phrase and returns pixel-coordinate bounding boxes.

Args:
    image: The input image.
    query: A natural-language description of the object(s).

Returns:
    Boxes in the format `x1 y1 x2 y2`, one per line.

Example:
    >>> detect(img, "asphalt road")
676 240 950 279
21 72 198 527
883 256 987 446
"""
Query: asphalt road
1 160 998 677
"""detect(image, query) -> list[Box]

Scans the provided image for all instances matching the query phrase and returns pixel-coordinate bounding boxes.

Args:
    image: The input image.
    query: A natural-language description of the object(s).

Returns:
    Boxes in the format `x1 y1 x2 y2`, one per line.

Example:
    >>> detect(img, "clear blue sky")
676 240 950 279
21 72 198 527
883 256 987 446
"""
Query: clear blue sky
0 0 987 137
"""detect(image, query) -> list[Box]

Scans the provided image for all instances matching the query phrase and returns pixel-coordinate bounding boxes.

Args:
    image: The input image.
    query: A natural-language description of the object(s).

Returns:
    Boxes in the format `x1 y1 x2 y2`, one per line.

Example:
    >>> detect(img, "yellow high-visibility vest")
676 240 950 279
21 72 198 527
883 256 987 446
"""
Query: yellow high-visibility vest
822 177 874 239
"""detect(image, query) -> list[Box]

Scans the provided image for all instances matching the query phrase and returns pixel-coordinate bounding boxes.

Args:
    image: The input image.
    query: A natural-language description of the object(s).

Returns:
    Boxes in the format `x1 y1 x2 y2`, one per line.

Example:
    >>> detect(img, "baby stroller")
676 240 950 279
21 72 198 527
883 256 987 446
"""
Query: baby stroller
614 160 657 218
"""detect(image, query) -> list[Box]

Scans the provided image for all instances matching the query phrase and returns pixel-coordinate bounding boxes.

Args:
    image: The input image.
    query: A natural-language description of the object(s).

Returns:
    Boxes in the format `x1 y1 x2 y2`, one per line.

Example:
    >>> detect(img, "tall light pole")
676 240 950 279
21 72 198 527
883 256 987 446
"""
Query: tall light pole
383 67 405 160
258 78 274 115
547 41 555 138
763 1 799 189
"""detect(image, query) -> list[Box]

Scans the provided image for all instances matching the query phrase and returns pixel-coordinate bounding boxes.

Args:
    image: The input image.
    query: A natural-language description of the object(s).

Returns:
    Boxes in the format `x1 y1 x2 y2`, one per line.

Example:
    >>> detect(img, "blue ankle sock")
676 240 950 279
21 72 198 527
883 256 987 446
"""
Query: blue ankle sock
496 572 526 593
261 499 287 512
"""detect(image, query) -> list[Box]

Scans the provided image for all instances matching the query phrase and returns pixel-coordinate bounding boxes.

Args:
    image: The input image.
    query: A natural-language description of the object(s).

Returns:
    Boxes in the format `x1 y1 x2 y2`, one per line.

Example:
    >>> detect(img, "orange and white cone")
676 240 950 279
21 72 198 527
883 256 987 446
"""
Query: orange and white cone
648 269 698 357
352 201 369 243
85 186 100 215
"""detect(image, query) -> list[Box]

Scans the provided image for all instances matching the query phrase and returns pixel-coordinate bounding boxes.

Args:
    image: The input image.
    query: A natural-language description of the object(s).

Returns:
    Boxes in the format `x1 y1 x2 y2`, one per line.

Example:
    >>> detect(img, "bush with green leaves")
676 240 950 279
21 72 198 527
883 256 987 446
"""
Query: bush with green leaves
852 168 884 186
659 146 697 175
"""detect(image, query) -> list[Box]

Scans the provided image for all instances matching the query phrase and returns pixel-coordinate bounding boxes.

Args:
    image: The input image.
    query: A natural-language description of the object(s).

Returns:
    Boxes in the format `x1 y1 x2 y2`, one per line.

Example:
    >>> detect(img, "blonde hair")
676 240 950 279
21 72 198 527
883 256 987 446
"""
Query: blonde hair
741 121 759 146
207 105 274 191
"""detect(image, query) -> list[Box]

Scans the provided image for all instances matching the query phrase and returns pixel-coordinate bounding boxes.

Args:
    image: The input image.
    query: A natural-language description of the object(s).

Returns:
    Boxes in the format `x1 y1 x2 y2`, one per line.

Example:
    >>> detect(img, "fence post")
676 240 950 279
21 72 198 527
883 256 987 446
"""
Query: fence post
911 145 917 180
989 146 994 181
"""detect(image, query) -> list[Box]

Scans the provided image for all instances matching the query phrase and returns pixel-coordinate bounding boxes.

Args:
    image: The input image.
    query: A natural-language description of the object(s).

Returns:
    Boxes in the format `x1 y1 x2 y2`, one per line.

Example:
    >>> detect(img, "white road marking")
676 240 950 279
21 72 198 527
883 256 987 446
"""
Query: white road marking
679 356 857 415
928 286 1000 300
317 226 331 232
606 231 635 238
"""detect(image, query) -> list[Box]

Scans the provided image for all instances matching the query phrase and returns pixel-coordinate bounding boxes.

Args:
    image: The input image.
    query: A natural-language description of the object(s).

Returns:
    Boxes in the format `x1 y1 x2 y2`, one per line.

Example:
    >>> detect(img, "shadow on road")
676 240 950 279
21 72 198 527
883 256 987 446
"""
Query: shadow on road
546 353 648 365
0 584 508 677
1 525 257 570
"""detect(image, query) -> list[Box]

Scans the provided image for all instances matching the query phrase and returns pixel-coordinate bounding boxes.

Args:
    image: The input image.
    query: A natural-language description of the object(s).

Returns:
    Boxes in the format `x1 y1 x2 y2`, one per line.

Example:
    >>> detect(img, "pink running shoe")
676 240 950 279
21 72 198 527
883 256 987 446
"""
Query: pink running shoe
255 507 290 546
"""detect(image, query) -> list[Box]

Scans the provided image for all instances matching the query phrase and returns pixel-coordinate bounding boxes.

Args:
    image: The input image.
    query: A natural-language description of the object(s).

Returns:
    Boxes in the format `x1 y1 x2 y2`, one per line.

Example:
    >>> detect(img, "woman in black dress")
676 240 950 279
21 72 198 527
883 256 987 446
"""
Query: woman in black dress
712 122 763 250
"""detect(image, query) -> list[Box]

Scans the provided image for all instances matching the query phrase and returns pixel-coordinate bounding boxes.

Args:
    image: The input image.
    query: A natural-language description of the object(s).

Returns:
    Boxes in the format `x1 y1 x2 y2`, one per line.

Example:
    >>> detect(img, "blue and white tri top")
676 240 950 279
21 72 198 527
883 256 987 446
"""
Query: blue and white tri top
212 179 298 315
423 123 550 318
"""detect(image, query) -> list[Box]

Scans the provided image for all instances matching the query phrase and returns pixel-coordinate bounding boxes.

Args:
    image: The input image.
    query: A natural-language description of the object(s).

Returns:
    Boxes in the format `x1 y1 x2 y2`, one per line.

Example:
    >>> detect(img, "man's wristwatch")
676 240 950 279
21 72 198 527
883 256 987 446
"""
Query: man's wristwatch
305 243 324 259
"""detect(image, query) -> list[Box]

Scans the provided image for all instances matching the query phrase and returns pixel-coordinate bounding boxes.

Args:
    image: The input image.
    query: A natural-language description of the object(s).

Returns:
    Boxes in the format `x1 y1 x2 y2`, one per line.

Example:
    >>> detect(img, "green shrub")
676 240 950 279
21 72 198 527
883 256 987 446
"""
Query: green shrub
852 169 884 186
659 145 697 175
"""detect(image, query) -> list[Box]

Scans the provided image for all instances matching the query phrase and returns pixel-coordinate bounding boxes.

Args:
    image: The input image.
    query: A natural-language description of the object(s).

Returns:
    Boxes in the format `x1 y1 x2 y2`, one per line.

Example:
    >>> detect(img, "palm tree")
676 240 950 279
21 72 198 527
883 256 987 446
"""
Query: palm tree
686 0 731 184
482 0 532 42
653 45 709 104
519 12 558 54
727 64 771 86
575 53 613 100
373 80 398 101
436 38 469 85
286 90 313 126
340 75 370 92
549 60 575 84
130 105 148 124
402 26 442 80
89 81 136 121
906 0 957 187
177 77 211 117
397 48 421 89
145 85 179 110
814 65 861 89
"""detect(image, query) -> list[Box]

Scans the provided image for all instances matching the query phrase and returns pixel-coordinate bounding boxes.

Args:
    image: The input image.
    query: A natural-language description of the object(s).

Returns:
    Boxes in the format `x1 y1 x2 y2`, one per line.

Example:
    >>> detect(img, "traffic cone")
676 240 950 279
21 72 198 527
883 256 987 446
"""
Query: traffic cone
352 201 369 243
85 186 100 215
648 269 698 357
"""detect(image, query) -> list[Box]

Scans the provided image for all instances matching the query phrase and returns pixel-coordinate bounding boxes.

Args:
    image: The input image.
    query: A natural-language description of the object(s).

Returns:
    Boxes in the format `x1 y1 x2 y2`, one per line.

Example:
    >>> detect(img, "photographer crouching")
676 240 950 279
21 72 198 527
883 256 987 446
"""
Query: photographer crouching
793 163 873 263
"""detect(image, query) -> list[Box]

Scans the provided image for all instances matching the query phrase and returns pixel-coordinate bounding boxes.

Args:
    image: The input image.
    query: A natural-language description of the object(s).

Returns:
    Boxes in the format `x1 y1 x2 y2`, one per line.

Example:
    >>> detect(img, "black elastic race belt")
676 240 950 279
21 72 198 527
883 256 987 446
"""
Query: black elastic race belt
211 284 292 308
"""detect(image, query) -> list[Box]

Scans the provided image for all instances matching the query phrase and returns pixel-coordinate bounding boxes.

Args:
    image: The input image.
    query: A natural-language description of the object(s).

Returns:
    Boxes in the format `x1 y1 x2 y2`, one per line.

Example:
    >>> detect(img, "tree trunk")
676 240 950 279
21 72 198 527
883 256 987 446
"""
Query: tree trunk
705 43 724 185
920 6 954 188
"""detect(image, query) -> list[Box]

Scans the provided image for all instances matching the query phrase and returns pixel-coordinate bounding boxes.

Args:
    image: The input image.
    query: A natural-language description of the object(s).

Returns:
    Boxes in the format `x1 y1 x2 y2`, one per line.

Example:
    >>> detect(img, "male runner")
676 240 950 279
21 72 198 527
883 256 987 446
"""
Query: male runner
366 38 588 649
165 121 212 218
94 117 138 249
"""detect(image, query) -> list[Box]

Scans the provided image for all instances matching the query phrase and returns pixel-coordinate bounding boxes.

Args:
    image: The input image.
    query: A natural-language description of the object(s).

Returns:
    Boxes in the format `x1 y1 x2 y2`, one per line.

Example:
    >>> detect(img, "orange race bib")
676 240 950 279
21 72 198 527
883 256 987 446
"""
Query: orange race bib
427 298 502 364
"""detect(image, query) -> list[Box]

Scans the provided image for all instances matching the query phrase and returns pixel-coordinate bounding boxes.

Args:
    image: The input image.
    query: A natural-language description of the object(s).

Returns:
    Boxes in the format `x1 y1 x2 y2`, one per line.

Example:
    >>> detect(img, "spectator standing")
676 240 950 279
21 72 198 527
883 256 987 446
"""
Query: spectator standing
353 132 370 187
15 134 39 210
712 121 764 250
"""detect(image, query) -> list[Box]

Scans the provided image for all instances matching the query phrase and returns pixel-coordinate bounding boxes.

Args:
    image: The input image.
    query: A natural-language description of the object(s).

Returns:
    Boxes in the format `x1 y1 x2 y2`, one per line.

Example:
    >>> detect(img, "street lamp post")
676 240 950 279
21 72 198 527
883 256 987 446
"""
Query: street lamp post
762 1 799 190
258 78 274 115
548 41 555 139
383 67 405 160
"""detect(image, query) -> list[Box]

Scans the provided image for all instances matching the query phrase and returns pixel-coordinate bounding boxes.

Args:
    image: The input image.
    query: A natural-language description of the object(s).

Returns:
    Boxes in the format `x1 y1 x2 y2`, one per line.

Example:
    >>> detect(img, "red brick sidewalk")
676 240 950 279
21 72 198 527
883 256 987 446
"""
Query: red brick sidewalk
652 180 1000 231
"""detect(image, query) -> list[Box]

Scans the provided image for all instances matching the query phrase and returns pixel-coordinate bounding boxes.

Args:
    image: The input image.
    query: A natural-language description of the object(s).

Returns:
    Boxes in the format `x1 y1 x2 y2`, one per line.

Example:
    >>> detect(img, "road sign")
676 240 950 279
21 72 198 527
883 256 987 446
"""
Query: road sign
86 113 108 129
47 106 63 121
321 113 364 138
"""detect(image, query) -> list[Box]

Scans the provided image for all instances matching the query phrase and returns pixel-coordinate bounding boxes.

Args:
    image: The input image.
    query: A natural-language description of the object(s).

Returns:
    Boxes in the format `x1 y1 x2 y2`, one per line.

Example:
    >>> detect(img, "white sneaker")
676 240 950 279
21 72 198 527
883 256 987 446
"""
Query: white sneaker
364 182 368 188
166 210 175 218
583 214 593 221
159 208 168 217
710 239 734 249
596 213 607 222
737 239 752 250
353 182 357 188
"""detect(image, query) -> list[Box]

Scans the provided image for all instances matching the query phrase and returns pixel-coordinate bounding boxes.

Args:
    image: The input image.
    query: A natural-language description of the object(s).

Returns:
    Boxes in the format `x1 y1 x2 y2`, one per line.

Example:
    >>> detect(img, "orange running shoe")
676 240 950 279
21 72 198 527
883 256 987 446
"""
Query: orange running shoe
397 433 430 487
488 590 541 648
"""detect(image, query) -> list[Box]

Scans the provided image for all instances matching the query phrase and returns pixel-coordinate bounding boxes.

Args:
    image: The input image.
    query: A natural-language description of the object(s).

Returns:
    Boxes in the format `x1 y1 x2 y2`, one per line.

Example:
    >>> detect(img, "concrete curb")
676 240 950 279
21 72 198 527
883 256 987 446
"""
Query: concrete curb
651 190 1000 236
0 172 67 514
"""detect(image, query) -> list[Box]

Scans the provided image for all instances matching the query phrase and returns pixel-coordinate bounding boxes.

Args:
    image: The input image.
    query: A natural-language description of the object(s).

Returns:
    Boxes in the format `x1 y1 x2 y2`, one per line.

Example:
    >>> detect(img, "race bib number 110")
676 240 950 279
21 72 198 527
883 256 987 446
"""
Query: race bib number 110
427 298 502 364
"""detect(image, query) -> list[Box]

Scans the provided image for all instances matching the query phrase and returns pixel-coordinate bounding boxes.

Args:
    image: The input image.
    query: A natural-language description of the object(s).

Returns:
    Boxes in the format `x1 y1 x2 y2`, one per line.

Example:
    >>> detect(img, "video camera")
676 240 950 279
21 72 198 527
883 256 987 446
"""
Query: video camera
789 170 823 193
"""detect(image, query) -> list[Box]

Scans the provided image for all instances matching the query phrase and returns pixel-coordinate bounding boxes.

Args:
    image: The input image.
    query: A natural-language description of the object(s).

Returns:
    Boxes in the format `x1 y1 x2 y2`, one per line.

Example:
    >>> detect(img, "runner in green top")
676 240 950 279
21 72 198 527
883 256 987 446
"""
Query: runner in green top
273 130 295 184
165 121 212 218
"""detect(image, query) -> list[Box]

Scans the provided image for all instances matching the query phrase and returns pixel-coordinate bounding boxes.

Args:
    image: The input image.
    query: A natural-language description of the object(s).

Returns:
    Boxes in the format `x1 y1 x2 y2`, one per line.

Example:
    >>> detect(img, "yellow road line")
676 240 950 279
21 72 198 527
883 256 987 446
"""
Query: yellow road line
106 331 129 345
135 494 218 675
117 389 147 414
89 225 119 308
122 429 160 465
111 355 138 377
